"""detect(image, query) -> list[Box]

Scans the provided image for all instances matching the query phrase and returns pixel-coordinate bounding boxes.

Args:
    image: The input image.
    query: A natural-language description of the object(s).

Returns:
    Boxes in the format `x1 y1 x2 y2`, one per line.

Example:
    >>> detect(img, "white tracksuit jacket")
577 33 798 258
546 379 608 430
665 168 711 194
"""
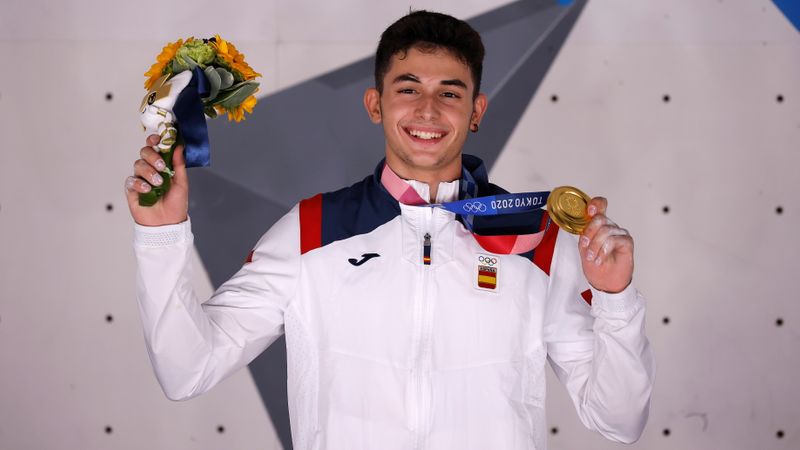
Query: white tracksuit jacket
133 178 655 450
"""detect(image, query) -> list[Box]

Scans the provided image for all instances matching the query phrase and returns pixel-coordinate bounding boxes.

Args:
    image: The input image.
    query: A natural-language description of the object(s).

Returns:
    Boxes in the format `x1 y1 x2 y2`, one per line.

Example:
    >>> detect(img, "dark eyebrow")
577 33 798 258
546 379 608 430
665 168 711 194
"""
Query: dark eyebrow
441 79 467 89
391 73 468 90
392 73 420 84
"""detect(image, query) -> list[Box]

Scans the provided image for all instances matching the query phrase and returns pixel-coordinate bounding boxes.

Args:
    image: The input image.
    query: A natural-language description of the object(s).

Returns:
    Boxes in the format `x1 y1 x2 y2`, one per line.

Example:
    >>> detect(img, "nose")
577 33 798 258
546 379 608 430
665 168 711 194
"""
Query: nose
414 93 440 121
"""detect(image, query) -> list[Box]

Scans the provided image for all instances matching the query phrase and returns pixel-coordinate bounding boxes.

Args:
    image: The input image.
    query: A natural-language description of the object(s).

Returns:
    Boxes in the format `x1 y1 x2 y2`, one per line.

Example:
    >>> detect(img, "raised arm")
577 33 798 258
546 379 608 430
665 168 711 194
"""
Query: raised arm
544 198 655 443
127 135 300 400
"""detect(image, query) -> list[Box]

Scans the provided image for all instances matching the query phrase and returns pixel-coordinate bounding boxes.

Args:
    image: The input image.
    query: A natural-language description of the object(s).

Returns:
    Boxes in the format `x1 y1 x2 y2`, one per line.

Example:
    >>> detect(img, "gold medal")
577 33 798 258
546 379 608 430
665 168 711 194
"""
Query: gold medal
547 186 591 234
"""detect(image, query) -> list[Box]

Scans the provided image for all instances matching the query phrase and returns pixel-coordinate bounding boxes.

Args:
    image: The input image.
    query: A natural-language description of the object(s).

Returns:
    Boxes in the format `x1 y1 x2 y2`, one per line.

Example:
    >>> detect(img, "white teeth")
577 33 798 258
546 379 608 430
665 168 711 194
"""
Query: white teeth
409 129 443 140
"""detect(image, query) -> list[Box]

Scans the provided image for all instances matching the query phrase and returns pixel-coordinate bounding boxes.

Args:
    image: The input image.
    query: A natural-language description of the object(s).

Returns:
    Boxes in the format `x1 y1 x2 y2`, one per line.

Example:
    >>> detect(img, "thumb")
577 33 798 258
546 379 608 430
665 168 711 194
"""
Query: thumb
171 145 188 187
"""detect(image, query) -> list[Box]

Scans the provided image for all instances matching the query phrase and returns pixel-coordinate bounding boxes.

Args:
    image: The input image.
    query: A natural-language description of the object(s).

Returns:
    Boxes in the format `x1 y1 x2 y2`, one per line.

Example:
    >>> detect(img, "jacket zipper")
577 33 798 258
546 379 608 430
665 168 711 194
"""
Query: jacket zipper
423 233 432 265
413 232 433 449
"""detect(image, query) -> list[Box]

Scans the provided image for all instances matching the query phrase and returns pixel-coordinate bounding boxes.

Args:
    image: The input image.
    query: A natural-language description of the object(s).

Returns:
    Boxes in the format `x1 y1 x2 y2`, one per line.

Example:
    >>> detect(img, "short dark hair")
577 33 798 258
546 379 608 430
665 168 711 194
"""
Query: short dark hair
374 11 485 99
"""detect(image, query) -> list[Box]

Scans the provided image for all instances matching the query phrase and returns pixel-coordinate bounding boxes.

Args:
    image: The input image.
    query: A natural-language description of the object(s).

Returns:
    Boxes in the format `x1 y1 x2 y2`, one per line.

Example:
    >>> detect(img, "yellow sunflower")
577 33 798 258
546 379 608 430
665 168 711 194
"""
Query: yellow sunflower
212 34 261 81
144 38 193 90
215 94 258 122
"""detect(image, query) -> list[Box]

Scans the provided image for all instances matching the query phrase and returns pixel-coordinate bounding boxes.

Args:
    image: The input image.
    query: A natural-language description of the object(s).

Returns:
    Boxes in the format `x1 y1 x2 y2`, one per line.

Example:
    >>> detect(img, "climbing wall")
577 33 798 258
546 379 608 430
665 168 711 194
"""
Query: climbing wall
0 0 797 449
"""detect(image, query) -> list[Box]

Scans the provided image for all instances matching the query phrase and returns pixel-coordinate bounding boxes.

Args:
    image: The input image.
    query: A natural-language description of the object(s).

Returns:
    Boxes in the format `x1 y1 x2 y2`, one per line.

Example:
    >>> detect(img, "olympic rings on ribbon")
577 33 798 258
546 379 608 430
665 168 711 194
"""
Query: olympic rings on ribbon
478 256 498 265
462 201 488 213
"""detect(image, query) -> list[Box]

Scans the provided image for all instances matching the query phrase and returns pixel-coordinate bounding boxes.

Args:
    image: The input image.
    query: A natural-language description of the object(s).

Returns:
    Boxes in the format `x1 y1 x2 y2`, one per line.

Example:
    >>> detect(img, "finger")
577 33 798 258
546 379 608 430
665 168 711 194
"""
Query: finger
125 176 152 194
139 146 167 173
133 159 165 187
146 134 161 147
597 233 634 267
125 178 140 207
171 145 188 187
125 176 154 210
587 196 607 217
602 232 633 257
585 224 629 265
579 213 616 248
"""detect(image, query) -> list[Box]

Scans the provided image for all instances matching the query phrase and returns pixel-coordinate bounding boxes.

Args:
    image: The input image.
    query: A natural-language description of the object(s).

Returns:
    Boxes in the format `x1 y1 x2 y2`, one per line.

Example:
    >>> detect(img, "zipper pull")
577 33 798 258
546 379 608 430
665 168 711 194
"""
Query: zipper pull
423 233 432 266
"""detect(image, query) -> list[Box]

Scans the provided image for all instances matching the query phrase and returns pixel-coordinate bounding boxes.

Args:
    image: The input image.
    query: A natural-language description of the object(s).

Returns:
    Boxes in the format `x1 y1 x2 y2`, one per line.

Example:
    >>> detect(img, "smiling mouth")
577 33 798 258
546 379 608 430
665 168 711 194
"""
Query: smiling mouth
405 127 447 142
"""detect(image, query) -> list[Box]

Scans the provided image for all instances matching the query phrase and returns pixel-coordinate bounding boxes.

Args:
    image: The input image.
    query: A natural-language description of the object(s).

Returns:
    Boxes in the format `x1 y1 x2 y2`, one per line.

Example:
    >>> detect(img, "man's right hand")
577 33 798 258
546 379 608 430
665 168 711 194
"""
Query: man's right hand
125 134 189 226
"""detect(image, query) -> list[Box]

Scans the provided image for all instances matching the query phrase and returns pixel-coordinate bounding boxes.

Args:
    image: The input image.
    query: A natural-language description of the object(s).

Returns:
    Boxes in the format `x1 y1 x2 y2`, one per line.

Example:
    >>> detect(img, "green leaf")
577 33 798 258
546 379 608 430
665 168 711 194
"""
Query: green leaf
211 81 259 108
203 66 221 101
171 59 187 74
226 80 257 91
204 105 218 118
216 67 234 90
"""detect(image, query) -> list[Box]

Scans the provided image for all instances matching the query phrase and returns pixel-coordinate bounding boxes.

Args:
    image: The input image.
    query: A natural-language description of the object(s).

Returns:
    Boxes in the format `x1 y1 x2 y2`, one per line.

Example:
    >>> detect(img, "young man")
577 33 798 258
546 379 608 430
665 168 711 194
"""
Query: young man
126 11 654 450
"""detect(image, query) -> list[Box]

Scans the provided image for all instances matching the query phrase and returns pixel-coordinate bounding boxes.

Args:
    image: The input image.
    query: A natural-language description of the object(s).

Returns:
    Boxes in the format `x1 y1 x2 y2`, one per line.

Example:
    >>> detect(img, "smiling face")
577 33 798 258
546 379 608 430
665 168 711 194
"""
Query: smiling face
364 46 487 185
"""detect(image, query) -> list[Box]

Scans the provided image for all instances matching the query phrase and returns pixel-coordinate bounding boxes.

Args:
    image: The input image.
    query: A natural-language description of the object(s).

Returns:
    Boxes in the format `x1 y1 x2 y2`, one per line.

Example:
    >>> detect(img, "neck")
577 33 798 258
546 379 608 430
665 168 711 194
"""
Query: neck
390 169 460 203
385 155 461 203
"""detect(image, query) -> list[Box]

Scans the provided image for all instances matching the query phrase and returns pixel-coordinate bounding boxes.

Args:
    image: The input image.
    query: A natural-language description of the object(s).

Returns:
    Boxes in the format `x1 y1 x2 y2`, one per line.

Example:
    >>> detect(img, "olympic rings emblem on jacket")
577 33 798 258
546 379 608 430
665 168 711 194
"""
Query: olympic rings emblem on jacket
478 256 498 265
462 201 488 213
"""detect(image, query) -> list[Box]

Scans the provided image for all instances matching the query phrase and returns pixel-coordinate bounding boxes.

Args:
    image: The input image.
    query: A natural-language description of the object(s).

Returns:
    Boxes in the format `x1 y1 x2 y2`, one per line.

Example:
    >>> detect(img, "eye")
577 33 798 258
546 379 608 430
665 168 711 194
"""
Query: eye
398 88 416 94
441 91 461 99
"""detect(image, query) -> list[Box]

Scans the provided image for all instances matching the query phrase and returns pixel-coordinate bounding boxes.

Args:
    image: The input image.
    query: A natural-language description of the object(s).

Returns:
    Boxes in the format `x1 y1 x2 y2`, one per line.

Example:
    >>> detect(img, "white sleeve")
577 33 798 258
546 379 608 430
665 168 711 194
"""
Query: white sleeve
132 205 300 401
543 229 656 444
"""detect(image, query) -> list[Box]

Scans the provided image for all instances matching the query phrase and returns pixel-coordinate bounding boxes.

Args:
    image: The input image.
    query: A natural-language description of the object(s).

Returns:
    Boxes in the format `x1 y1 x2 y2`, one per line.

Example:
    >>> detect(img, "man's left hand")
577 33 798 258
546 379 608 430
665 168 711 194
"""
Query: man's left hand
578 197 634 293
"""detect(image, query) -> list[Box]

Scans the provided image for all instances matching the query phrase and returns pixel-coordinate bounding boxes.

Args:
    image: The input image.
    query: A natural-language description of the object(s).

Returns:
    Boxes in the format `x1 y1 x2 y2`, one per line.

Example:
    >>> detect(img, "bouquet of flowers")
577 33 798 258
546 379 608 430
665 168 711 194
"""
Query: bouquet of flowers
138 35 261 206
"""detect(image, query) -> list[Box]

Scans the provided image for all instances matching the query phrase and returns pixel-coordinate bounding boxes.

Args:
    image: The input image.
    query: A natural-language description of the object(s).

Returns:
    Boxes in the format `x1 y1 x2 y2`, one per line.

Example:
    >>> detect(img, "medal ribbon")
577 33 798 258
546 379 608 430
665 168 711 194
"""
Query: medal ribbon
432 192 549 215
380 164 551 254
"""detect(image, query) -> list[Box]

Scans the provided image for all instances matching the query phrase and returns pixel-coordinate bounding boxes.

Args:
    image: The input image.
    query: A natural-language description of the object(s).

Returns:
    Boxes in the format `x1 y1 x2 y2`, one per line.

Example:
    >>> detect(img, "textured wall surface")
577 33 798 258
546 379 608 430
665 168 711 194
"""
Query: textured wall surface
0 0 797 449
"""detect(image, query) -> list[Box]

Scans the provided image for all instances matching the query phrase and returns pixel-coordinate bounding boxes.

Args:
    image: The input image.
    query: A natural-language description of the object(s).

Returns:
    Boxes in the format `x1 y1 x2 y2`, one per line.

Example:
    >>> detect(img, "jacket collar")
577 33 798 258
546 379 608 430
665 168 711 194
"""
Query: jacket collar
372 154 496 201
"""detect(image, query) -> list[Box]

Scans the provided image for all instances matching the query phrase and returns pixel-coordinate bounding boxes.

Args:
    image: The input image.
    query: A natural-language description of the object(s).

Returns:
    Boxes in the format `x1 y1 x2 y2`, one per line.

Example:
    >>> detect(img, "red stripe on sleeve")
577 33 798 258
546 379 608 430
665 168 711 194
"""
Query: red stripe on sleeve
299 193 323 254
581 289 593 306
532 212 560 276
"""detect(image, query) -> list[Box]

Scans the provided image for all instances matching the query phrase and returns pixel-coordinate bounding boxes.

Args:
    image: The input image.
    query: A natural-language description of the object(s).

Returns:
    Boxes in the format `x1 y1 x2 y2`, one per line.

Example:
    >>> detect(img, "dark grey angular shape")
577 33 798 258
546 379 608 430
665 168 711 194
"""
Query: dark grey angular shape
189 1 587 447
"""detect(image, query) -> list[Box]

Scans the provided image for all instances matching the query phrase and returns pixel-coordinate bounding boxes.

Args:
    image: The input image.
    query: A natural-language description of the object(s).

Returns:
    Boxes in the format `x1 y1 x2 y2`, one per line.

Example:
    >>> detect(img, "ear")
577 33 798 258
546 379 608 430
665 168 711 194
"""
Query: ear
363 87 382 124
471 92 488 127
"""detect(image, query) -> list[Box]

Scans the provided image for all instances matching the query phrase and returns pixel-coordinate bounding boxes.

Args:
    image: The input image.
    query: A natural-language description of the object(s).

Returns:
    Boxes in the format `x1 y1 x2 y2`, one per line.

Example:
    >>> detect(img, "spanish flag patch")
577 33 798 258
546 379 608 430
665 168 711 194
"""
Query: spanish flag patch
475 254 499 292
478 267 497 289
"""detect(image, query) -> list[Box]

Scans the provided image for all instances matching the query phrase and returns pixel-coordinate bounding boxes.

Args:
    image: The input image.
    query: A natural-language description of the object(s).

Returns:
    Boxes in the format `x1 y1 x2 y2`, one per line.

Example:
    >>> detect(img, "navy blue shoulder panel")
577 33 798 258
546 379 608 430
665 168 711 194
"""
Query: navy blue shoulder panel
319 161 401 247
315 154 546 251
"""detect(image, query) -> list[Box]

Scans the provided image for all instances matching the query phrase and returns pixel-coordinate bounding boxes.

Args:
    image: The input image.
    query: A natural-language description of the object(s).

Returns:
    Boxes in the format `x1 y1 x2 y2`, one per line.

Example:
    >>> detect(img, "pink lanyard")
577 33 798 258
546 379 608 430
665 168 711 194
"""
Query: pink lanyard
380 164 548 254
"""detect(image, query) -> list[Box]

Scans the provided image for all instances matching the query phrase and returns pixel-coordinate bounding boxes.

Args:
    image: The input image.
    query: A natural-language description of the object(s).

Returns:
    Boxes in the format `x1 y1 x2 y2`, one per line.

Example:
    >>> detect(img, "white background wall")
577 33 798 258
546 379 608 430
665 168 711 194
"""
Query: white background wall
0 0 798 449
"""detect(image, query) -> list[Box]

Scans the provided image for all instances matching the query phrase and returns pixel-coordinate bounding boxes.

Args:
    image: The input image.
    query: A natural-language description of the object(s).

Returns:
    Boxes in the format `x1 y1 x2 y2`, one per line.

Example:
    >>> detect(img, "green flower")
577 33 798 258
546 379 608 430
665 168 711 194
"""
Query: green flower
175 40 216 70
